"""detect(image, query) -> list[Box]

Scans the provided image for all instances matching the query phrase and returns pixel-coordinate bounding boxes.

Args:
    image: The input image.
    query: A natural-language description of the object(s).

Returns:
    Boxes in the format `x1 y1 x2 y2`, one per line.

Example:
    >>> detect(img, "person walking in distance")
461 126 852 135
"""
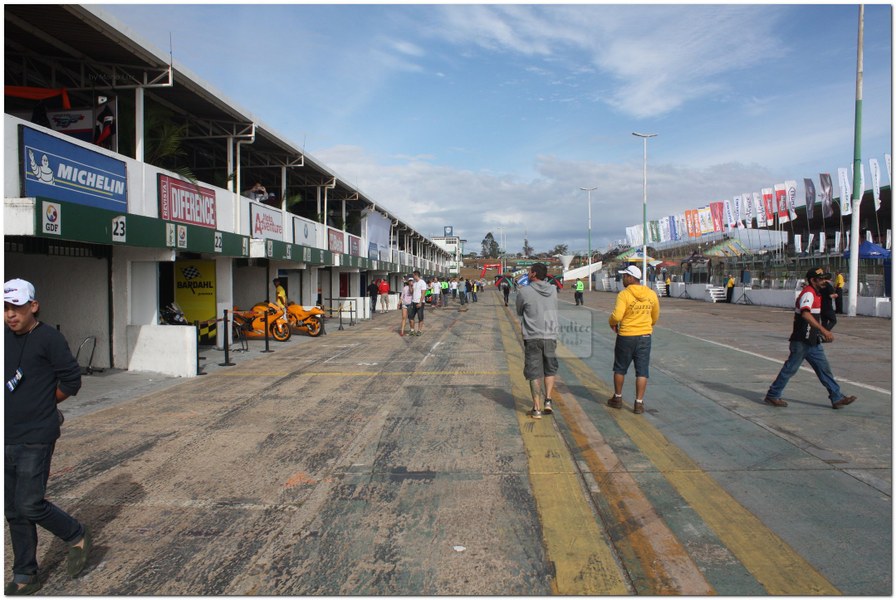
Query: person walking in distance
501 278 511 306
574 278 584 306
764 267 857 409
367 279 379 315
4 279 92 594
516 263 559 419
409 270 428 335
607 265 660 415
377 278 390 314
833 271 845 314
429 276 441 310
398 277 414 337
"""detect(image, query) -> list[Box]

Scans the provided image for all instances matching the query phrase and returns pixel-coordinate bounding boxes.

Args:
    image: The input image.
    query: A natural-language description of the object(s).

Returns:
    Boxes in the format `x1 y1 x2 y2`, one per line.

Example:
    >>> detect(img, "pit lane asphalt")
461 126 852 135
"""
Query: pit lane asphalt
5 287 891 595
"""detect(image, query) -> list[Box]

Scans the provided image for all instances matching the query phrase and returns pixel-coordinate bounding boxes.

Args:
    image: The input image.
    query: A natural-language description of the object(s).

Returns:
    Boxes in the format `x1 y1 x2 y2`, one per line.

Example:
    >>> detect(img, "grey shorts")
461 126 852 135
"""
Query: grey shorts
523 339 559 380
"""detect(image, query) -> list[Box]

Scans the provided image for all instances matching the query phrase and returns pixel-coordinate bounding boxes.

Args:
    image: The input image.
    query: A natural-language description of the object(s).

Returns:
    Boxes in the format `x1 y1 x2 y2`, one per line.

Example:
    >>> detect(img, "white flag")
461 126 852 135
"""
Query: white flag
837 168 852 215
806 233 815 254
870 158 881 210
785 180 798 220
866 230 873 243
819 231 826 253
887 229 892 250
835 230 842 252
794 234 802 254
724 199 735 228
753 192 766 228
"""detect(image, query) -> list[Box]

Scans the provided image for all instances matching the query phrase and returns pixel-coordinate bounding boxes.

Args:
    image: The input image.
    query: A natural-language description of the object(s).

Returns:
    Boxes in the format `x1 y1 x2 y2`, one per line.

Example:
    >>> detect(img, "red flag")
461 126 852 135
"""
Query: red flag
775 184 789 223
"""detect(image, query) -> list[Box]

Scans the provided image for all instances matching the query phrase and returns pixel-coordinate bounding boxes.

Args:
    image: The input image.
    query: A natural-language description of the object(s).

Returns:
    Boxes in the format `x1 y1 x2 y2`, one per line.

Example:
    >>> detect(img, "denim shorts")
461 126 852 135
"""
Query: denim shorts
613 334 652 378
523 339 559 380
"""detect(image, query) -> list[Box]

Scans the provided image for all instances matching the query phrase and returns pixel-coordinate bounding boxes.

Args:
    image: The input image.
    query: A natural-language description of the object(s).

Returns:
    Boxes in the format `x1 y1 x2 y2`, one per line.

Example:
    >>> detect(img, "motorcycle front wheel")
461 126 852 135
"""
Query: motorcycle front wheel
306 318 322 337
271 321 291 342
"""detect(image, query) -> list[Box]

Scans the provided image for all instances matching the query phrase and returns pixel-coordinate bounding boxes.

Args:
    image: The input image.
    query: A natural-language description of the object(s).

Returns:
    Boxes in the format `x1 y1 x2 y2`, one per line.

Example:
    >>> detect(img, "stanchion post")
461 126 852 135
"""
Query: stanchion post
338 302 345 331
194 321 206 375
262 307 273 353
219 309 235 367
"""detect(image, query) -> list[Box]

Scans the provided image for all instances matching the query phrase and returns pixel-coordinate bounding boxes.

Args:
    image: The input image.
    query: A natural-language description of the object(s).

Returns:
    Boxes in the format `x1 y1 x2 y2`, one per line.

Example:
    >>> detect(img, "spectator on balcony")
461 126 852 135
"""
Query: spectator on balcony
244 182 270 202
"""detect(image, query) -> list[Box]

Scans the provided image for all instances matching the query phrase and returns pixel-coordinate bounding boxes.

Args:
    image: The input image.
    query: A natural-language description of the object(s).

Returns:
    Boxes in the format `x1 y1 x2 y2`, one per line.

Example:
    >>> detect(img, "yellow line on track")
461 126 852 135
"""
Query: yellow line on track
560 350 840 595
496 306 629 595
215 370 509 377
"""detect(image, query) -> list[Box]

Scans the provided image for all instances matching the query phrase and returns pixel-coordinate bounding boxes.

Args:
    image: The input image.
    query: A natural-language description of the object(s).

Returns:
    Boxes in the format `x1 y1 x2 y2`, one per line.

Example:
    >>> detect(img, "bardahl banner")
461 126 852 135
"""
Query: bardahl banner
21 125 127 212
174 259 217 343
158 174 217 229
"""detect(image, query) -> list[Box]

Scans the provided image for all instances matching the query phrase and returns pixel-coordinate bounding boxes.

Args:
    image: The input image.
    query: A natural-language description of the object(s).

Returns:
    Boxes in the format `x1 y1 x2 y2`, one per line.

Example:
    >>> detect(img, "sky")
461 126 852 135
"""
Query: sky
99 3 893 256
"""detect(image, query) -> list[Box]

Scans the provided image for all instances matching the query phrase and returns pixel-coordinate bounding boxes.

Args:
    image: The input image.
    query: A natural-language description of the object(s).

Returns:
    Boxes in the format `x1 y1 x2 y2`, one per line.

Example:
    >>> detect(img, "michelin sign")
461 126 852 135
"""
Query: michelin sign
21 125 127 211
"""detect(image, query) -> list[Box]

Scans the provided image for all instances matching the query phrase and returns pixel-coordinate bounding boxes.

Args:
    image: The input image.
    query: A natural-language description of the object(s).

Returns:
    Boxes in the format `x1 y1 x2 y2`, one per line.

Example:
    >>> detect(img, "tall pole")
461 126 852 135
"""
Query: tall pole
633 132 657 285
847 4 864 317
498 226 504 274
581 186 597 291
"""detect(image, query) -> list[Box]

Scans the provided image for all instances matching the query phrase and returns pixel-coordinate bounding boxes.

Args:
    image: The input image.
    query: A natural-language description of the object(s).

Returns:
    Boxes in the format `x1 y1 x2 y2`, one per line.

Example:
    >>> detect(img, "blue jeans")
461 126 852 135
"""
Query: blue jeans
767 340 844 404
5 442 83 582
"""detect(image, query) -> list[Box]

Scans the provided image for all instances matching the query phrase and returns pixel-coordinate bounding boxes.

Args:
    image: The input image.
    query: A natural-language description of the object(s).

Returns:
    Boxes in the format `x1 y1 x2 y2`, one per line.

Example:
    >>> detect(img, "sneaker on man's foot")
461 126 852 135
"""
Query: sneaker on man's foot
67 526 91 578
528 408 543 419
544 399 553 414
607 395 623 409
5 579 42 596
764 396 788 407
633 401 644 414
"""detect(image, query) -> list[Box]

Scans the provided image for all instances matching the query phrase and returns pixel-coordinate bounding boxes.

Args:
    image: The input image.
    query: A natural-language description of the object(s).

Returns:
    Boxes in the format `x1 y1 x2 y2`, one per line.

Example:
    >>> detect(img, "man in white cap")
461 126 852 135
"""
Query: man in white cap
4 279 91 593
607 265 660 414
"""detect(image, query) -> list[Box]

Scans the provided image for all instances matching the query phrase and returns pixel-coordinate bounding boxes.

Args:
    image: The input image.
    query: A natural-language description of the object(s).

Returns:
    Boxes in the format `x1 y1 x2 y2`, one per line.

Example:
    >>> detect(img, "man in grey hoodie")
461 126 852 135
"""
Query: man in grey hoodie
516 263 559 419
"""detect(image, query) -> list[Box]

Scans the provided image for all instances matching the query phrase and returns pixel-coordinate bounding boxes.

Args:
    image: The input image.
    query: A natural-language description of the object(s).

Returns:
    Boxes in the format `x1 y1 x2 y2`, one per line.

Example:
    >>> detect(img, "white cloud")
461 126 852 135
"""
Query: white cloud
315 144 790 255
430 5 786 119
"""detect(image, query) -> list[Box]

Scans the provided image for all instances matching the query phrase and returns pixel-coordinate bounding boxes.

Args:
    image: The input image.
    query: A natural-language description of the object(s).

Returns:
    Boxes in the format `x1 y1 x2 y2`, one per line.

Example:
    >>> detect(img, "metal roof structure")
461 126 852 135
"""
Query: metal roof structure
4 4 440 254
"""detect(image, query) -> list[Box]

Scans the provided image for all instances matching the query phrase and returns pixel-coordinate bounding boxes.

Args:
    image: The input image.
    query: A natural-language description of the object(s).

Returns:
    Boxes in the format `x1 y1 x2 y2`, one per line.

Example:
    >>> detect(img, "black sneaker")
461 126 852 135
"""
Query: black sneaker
544 399 553 414
67 526 91 578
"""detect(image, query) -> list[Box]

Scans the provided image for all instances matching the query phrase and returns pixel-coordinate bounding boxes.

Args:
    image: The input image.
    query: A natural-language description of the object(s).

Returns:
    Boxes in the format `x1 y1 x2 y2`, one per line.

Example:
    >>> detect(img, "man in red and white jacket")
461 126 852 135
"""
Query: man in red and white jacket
764 266 857 409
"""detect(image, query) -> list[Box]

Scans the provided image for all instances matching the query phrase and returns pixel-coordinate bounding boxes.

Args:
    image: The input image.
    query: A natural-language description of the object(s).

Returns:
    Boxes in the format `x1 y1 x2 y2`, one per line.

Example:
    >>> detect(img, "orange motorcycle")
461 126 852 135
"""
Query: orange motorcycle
232 301 291 342
285 302 325 337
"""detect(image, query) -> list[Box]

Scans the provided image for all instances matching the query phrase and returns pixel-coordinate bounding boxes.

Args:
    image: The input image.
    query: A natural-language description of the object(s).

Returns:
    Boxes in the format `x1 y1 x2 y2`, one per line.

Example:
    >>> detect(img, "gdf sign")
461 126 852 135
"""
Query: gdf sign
42 201 61 235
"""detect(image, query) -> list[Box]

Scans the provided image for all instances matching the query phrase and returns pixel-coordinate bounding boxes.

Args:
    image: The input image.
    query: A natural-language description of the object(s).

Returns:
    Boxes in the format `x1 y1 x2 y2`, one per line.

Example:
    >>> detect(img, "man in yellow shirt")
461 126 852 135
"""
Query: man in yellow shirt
574 278 584 305
726 273 735 303
273 278 288 308
608 265 660 414
834 271 844 313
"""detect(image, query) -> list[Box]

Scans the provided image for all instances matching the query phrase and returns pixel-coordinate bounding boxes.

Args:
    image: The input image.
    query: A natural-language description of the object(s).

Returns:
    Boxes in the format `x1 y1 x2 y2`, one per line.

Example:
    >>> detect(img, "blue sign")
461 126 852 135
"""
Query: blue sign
21 125 127 211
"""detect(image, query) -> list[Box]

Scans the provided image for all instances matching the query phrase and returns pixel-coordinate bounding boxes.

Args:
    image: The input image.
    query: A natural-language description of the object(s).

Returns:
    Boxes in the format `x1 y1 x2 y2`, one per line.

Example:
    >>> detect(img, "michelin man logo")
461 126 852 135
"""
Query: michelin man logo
29 150 54 184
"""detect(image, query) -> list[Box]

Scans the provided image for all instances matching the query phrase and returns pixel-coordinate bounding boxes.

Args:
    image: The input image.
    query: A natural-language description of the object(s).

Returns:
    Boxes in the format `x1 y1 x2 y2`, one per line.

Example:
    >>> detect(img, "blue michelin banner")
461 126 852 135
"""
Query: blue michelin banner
21 125 127 211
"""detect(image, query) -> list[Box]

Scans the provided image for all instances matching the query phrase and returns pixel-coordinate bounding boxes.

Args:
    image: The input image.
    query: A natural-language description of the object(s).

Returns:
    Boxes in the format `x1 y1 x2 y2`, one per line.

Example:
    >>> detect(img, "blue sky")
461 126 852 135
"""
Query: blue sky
99 3 892 255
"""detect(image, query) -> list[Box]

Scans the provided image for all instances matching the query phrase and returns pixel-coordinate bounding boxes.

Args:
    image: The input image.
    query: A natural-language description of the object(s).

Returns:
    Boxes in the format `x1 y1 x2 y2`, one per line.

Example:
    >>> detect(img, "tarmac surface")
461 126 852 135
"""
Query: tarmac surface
4 286 892 595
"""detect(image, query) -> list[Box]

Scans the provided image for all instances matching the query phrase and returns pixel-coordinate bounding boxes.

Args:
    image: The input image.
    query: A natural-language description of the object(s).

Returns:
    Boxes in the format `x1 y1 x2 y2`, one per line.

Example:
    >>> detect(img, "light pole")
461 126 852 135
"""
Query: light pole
633 132 657 286
580 186 597 291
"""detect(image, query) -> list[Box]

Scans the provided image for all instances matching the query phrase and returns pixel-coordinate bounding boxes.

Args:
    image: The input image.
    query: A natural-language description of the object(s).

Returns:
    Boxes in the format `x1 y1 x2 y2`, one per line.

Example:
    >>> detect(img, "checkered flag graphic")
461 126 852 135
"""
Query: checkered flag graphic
181 265 201 280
